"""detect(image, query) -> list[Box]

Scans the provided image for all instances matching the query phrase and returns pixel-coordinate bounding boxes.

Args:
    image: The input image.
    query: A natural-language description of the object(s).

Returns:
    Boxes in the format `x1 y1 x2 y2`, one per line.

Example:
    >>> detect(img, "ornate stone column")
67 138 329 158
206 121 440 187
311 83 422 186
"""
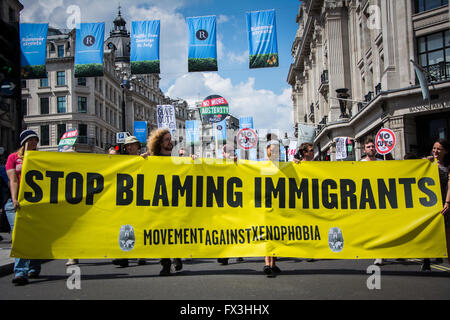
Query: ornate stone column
324 0 351 122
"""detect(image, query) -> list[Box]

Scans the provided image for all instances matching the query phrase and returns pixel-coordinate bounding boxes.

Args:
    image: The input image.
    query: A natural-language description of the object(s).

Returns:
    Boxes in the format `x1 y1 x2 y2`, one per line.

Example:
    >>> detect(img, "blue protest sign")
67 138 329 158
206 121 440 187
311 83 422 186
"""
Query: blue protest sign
185 120 200 145
131 20 160 74
239 116 254 129
246 9 278 69
75 23 105 78
214 119 227 143
187 15 218 72
20 23 48 79
133 121 148 143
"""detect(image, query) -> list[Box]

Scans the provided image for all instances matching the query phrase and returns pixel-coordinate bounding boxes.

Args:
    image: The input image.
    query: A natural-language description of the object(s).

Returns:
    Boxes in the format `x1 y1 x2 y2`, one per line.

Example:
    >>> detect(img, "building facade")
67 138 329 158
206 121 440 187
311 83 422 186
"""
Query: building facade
288 0 450 160
0 0 23 159
21 9 188 153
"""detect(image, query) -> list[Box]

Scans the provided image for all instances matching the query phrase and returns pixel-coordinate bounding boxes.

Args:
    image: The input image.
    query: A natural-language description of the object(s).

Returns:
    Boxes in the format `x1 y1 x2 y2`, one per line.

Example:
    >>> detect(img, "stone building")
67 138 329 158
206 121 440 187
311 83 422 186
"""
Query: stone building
0 0 23 158
21 9 187 153
288 0 450 160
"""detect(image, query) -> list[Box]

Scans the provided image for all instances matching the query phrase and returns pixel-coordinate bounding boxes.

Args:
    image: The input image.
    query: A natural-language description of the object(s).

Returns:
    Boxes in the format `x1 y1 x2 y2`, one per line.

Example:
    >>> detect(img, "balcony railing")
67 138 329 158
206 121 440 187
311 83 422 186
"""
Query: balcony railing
75 136 95 145
424 62 450 83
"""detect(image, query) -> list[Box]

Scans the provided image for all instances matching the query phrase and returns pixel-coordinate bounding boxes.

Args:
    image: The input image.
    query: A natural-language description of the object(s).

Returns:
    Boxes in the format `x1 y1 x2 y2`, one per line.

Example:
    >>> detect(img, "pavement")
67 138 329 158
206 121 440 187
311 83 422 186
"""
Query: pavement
0 232 14 276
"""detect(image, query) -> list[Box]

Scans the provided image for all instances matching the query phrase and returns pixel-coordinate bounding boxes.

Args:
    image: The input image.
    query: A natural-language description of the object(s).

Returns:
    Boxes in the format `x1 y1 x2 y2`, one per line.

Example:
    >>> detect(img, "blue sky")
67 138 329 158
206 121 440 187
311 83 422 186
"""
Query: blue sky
20 0 301 134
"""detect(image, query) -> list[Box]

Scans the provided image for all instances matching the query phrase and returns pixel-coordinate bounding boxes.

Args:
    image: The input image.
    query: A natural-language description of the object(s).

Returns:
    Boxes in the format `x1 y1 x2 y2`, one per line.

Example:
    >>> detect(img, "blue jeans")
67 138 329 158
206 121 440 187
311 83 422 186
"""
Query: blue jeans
4 199 41 278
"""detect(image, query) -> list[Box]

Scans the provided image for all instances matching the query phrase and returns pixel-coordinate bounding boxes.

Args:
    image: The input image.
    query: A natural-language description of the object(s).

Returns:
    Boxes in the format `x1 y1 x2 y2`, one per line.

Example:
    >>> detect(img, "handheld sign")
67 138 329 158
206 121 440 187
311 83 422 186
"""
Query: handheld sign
237 127 258 150
375 128 396 155
58 129 78 152
200 95 229 123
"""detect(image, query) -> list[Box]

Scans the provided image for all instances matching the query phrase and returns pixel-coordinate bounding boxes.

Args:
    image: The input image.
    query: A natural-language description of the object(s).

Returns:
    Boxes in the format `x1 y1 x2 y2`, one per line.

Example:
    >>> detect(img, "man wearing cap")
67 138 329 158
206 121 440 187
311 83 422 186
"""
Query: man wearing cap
112 136 147 267
5 129 41 285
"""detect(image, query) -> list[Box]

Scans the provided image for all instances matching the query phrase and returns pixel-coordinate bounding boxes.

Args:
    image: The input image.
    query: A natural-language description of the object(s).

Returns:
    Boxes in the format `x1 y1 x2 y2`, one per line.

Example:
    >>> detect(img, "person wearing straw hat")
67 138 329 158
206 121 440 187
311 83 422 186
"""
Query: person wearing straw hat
123 135 141 155
112 136 147 267
4 129 41 285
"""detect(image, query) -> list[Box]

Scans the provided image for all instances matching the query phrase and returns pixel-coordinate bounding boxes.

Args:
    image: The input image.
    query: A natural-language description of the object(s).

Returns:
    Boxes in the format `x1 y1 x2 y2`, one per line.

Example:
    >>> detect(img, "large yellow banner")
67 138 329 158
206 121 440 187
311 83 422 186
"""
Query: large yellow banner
11 151 447 259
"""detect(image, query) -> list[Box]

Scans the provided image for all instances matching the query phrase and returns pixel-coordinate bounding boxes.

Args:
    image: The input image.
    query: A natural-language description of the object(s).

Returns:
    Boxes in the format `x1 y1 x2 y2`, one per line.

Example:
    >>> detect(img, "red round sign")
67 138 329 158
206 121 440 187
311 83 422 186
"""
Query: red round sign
375 128 396 155
237 128 258 150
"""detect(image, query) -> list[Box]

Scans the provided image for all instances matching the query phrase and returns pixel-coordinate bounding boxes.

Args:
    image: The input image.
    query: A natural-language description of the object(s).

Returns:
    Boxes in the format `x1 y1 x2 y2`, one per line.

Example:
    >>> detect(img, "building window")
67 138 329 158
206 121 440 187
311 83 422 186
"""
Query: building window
57 124 66 144
78 96 87 113
40 97 49 114
77 77 86 86
57 71 65 86
79 124 88 144
57 96 66 113
22 99 27 116
40 73 49 87
415 0 448 13
417 30 450 82
40 125 49 146
57 45 64 58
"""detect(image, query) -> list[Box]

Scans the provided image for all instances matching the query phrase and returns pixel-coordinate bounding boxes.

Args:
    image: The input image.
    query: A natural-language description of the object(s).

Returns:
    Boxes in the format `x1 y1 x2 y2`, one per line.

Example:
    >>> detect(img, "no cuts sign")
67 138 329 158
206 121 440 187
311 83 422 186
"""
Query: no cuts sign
237 128 258 150
375 128 396 155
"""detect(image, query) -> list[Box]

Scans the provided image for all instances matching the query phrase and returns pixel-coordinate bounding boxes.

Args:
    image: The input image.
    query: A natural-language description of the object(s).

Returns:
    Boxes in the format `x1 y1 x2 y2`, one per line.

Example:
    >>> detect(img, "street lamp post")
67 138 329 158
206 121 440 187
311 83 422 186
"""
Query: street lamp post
282 133 290 162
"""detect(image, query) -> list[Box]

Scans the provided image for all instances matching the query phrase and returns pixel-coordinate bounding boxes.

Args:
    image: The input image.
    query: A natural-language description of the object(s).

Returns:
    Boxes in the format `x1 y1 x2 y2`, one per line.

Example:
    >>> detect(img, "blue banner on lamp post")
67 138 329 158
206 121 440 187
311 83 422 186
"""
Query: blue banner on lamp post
74 23 105 78
187 15 218 72
19 23 48 79
131 20 160 74
246 9 279 69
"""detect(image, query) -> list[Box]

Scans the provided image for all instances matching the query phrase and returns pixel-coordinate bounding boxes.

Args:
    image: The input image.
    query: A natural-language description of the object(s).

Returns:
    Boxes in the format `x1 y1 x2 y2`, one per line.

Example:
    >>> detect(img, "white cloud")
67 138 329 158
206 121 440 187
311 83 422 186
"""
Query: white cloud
167 73 293 133
19 0 294 134
227 50 248 64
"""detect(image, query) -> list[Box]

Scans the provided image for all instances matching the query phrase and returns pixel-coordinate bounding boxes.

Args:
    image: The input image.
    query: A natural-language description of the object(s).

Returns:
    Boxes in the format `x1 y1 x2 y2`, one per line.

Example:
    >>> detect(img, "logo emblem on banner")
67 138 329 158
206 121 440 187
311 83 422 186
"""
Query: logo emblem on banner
328 227 344 253
83 35 95 46
196 29 209 40
119 225 135 252
375 128 396 155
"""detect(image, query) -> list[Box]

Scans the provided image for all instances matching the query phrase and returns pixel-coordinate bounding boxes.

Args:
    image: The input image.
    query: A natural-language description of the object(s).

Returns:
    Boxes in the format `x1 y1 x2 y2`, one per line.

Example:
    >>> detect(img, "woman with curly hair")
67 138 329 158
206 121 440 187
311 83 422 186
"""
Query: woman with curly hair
142 128 183 275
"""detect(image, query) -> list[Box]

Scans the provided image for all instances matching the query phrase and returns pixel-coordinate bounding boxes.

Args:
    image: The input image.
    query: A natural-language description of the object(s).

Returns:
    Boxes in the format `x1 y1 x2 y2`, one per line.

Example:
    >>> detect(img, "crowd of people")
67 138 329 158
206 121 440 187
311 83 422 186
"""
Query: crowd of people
1 129 449 285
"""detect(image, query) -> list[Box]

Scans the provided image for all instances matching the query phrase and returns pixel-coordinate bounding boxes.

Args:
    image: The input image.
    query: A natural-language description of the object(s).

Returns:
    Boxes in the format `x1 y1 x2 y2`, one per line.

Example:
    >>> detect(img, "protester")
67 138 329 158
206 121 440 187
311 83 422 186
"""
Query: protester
0 164 10 237
178 147 187 157
108 146 119 155
5 129 41 285
295 143 315 262
360 138 386 266
263 139 282 277
144 129 183 276
422 139 450 271
217 144 243 266
360 138 381 162
112 136 146 267
297 142 314 162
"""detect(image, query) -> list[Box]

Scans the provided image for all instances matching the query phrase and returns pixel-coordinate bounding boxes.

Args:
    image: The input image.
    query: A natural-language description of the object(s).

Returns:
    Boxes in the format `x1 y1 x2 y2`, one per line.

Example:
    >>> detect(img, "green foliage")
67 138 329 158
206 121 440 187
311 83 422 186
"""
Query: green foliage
249 53 279 69
131 60 160 74
74 63 103 78
21 65 46 79
188 58 218 72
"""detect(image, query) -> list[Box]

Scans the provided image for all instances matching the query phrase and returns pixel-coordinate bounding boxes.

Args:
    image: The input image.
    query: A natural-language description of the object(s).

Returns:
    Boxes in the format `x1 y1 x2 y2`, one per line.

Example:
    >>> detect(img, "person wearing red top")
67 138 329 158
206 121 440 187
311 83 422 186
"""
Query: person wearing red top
5 129 40 285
